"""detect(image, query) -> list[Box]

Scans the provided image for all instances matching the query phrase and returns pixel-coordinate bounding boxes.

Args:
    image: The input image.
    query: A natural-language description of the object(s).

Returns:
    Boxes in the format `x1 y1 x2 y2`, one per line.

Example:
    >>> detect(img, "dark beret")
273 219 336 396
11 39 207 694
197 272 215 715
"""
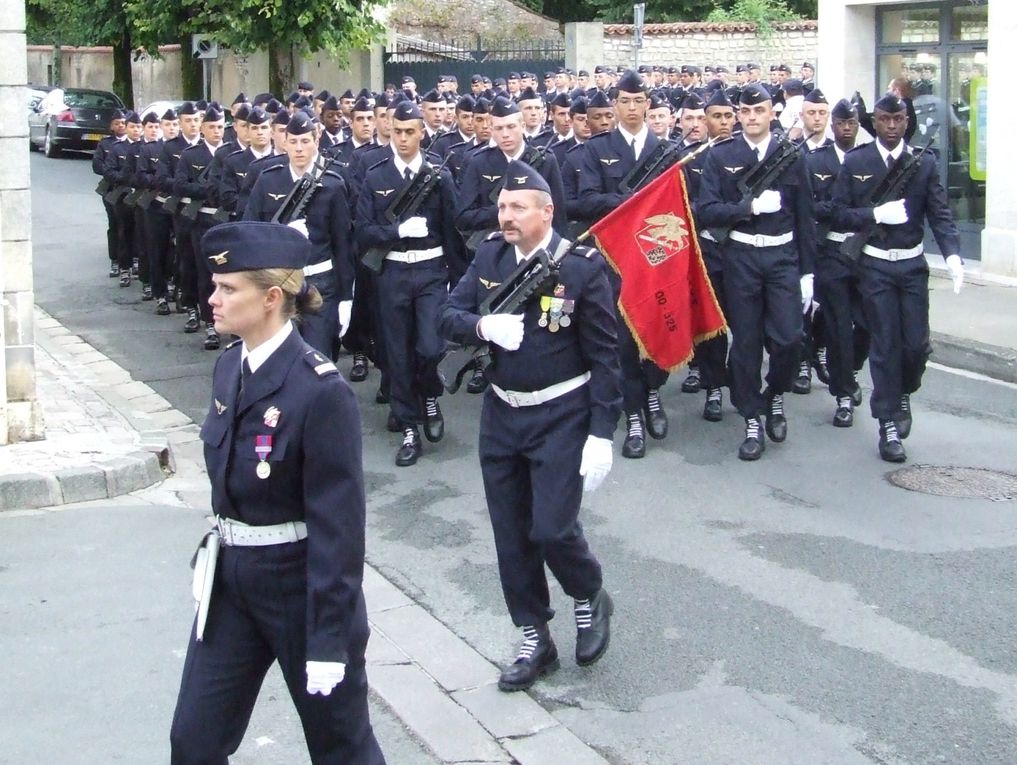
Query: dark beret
637 65 652 74
374 93 390 109
356 88 372 100
470 74 483 84
706 88 735 110
339 89 354 100
177 102 196 116
682 92 706 111
736 64 748 73
297 81 313 91
578 69 589 77
421 89 443 104
778 64 791 73
456 94 476 111
588 90 613 108
246 106 269 126
203 105 224 122
782 78 804 95
473 97 491 115
203 222 309 274
593 65 607 74
352 97 373 113
252 93 273 106
569 96 588 115
315 90 331 102
264 98 282 114
504 160 550 194
648 93 669 111
293 96 312 109
401 75 415 84
802 62 814 70
231 92 247 105
507 72 520 80
517 86 540 102
272 109 291 127
141 111 159 125
233 103 252 122
285 92 299 104
195 100 209 110
550 92 571 109
322 96 340 112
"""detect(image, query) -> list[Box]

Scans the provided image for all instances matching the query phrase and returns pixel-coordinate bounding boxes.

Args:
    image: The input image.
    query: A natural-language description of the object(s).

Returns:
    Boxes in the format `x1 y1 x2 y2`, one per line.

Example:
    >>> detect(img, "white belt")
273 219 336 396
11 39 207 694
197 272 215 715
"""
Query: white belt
217 516 308 546
699 230 717 242
825 231 850 243
728 230 794 248
385 247 443 264
303 260 333 276
198 206 218 215
155 195 169 203
491 372 590 408
862 243 923 262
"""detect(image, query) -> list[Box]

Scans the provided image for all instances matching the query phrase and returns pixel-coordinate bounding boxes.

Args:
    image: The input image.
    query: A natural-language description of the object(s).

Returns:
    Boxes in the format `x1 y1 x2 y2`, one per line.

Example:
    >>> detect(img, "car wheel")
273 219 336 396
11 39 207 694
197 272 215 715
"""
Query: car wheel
44 127 61 158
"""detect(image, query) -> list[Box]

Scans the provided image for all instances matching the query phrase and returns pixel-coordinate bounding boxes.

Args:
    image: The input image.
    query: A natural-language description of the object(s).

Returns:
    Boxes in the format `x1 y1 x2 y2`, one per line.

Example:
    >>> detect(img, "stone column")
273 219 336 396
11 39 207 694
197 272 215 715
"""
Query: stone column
817 0 877 103
0 1 43 443
565 22 604 76
981 0 1016 278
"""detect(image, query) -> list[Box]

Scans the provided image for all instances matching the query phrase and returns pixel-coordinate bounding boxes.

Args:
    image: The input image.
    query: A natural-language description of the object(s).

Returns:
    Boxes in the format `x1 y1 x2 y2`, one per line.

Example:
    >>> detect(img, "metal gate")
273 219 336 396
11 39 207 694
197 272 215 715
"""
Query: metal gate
383 35 565 92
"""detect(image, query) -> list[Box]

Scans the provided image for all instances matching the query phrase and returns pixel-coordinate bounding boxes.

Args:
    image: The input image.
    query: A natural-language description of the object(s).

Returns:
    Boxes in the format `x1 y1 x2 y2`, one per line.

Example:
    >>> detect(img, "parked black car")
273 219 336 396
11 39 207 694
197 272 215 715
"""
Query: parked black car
28 88 125 157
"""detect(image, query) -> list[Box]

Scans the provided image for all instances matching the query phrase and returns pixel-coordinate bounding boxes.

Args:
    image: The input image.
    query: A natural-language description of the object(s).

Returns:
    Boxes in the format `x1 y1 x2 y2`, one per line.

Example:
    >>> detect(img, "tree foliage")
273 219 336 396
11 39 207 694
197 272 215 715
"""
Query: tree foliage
539 0 816 23
707 0 801 38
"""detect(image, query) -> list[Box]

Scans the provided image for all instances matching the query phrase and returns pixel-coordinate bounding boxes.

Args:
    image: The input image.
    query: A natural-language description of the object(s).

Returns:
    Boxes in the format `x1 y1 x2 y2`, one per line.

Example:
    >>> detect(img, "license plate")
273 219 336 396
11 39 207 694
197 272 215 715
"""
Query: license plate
84 133 104 142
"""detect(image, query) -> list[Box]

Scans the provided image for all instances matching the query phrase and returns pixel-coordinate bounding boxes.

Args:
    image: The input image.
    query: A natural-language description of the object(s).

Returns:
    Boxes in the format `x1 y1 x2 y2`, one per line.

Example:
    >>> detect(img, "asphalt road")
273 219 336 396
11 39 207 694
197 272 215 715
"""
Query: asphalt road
28 150 1017 764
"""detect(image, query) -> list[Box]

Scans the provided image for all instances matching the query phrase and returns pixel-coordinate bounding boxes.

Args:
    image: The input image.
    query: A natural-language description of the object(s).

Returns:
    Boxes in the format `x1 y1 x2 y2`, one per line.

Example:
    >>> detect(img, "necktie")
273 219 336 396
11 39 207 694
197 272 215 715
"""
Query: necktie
886 154 895 171
240 358 252 399
756 146 763 163
631 138 638 159
404 167 413 182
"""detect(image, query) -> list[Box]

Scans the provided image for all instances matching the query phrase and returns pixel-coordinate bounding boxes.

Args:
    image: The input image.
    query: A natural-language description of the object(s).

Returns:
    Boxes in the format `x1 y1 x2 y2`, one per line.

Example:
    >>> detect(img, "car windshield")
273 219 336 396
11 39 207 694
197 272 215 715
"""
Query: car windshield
63 91 123 109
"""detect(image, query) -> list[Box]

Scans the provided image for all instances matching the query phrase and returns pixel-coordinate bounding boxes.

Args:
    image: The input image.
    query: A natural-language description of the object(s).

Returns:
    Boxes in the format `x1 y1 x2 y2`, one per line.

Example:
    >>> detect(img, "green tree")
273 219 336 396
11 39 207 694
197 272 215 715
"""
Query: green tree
537 0 817 23
707 0 804 38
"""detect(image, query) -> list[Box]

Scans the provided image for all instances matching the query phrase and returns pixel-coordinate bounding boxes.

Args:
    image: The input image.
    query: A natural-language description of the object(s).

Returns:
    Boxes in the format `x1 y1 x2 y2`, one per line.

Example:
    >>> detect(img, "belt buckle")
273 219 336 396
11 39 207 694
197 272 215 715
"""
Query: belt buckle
505 391 521 408
754 234 766 248
888 248 900 262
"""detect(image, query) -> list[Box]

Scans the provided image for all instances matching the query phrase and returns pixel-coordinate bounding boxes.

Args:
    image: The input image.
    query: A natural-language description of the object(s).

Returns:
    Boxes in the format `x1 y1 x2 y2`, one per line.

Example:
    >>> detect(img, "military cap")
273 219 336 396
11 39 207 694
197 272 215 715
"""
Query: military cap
803 88 828 105
681 92 706 111
177 102 196 116
161 108 178 121
544 71 555 80
873 93 906 113
297 81 313 91
421 89 443 104
517 86 541 102
352 96 372 113
554 66 566 75
456 94 476 111
507 72 521 80
482 75 492 84
271 109 291 127
667 66 679 74
687 65 702 75
356 88 372 100
322 95 341 112
704 78 725 94
831 98 858 120
202 222 309 274
293 95 313 110
339 89 354 100
550 92 571 109
748 63 761 71
252 93 273 106
503 159 550 194
616 69 645 94
470 73 483 84
706 88 735 110
735 64 749 73
123 111 141 124
203 105 224 121
141 111 159 125
716 65 729 74
493 77 507 88
490 96 520 117
777 64 791 73
473 97 492 115
704 65 715 74
437 74 451 83
285 111 314 134
374 93 391 109
588 90 613 108
801 62 814 71
443 92 456 103
387 92 407 109
578 69 589 77
264 98 282 114
593 64 608 74
315 90 331 102
648 93 670 111
285 92 299 104
233 103 252 122
769 64 780 72
569 96 588 115
739 83 771 105
521 72 536 80
725 85 743 102
231 92 248 105
246 106 270 125
393 101 423 121
782 78 804 95
195 100 209 110
401 75 415 84
637 64 652 74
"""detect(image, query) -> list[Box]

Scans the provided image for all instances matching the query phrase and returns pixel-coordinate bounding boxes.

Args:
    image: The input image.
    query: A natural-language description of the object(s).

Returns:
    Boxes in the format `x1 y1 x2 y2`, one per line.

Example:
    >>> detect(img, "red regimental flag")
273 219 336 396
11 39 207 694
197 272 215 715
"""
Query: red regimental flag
591 163 727 370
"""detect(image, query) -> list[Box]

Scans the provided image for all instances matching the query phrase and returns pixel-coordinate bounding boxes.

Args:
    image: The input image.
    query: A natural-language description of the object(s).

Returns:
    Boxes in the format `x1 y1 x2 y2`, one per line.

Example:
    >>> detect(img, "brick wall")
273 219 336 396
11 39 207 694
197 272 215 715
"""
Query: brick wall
603 21 818 73
386 0 561 43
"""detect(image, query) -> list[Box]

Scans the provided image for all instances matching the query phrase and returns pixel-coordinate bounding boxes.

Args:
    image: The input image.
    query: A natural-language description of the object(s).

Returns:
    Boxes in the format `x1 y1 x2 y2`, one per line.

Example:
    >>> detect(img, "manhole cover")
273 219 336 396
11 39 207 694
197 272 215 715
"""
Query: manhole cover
887 465 1017 501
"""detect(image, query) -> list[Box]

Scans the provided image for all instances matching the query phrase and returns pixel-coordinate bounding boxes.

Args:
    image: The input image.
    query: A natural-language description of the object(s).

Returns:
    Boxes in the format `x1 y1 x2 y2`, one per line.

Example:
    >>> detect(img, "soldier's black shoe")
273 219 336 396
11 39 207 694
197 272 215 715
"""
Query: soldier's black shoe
644 388 668 439
119 269 131 288
833 397 854 428
184 308 200 333
621 412 645 459
878 420 907 463
349 353 369 382
498 625 559 692
375 387 390 405
792 361 812 394
156 298 170 316
108 261 120 278
423 397 444 443
203 327 220 351
681 367 701 393
738 418 765 461
894 394 912 440
764 391 787 442
812 347 831 385
466 366 488 394
703 388 723 422
575 589 613 667
386 412 400 433
141 283 153 301
395 427 421 467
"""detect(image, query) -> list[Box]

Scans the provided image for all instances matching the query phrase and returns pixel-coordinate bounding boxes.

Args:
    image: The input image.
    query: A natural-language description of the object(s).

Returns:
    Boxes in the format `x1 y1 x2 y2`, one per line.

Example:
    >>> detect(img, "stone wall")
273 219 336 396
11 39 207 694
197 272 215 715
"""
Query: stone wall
385 0 561 44
602 21 818 72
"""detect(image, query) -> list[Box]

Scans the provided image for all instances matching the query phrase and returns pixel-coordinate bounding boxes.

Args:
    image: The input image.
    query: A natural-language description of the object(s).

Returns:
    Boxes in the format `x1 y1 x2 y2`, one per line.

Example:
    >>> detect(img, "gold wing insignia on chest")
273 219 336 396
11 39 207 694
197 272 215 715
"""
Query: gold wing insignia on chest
690 167 703 174
214 399 227 415
600 158 620 165
191 164 205 171
724 166 744 174
481 174 502 182
267 192 287 200
235 171 247 178
374 188 394 196
853 174 873 182
813 173 832 181
479 277 501 289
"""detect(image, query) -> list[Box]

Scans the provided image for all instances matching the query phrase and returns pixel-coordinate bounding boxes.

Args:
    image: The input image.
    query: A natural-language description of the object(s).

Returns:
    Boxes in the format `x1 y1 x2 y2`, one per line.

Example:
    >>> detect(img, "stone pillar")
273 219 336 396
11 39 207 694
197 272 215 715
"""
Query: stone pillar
817 0 877 103
981 0 1016 278
565 22 604 76
0 1 43 443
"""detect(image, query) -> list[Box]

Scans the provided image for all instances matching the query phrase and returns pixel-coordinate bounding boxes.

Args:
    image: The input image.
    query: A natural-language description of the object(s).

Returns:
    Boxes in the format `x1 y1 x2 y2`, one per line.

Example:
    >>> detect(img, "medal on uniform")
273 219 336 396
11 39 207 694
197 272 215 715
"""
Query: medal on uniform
263 406 281 428
559 298 574 328
553 283 565 297
254 435 273 479
538 295 551 328
548 297 563 332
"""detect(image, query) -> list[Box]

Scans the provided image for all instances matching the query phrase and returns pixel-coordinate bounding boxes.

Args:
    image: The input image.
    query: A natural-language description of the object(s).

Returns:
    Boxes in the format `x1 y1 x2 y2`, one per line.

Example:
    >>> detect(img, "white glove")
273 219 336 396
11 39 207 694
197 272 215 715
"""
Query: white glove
478 314 524 351
750 189 781 215
397 216 428 239
579 436 613 493
306 660 345 696
945 254 964 294
287 218 309 238
873 199 908 225
337 300 353 337
800 273 814 314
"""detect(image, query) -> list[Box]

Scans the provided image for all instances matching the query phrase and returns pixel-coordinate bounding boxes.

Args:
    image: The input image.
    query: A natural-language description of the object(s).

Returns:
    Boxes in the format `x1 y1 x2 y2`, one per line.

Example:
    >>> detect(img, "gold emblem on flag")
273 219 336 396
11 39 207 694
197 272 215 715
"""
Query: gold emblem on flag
635 213 689 266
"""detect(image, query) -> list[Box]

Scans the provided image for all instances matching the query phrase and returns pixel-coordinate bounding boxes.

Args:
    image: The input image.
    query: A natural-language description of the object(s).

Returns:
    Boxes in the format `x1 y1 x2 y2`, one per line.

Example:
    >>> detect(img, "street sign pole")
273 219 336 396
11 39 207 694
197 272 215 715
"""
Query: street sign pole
633 3 645 71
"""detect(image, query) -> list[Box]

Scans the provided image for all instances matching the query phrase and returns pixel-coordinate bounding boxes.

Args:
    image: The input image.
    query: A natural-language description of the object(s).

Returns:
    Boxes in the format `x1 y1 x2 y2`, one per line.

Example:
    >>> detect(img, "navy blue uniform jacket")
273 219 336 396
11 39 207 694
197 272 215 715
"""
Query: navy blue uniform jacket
438 232 622 440
577 128 664 221
200 330 368 662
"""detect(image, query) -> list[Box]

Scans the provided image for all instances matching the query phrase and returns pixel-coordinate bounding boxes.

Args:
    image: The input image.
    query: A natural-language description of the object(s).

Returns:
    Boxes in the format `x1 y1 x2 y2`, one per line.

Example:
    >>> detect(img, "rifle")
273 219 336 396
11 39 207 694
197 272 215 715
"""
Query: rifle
270 154 339 225
437 233 588 394
103 182 130 205
839 130 938 262
123 187 145 207
135 188 157 210
162 195 182 215
179 162 215 221
362 154 452 273
95 177 111 196
706 135 802 244
617 126 696 195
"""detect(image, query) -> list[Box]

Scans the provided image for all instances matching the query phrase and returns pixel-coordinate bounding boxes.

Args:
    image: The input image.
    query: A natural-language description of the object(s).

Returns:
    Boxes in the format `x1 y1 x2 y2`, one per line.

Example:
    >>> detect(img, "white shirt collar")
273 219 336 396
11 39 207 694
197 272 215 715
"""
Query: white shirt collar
555 128 574 142
514 228 555 265
875 139 906 163
290 153 319 182
743 132 772 159
203 139 221 155
805 136 826 152
250 146 272 160
834 144 846 164
241 320 293 374
458 130 473 143
503 143 526 162
617 123 649 157
393 152 423 177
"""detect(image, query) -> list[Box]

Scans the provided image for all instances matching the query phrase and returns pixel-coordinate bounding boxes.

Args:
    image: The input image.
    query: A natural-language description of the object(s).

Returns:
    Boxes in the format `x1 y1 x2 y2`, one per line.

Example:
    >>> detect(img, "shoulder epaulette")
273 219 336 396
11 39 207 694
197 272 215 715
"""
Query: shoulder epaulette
224 338 242 350
808 143 835 154
366 156 392 173
572 244 597 259
587 131 611 141
302 348 339 376
485 231 504 241
260 163 285 173
565 142 585 155
845 143 868 154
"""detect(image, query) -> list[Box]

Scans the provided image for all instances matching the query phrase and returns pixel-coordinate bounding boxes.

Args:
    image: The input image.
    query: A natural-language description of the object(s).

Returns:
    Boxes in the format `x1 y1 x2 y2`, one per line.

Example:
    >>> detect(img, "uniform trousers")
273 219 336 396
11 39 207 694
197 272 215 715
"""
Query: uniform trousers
298 270 340 358
857 254 930 420
723 241 803 419
815 248 870 399
607 271 668 414
376 258 446 427
102 199 119 266
696 266 730 391
133 206 151 283
113 199 138 271
176 216 199 310
189 216 217 323
479 386 603 627
343 262 385 369
170 541 385 765
145 204 174 300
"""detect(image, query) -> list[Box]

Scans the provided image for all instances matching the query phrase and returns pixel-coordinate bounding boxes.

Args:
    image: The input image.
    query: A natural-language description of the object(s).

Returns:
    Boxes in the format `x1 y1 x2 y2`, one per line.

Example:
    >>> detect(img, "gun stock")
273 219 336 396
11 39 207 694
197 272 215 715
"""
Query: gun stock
162 196 182 215
180 197 202 221
95 177 110 196
361 247 387 274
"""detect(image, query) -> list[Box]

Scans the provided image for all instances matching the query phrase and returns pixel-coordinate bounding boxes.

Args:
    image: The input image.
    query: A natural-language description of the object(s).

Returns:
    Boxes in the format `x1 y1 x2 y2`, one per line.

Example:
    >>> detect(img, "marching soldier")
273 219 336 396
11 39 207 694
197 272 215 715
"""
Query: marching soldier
92 109 128 278
697 83 817 461
829 93 964 462
543 93 576 163
134 109 175 313
156 101 201 312
219 106 274 220
244 111 355 359
103 110 143 287
356 101 465 466
329 97 376 164
127 111 162 298
438 161 619 693
578 69 671 459
429 94 476 159
419 90 445 150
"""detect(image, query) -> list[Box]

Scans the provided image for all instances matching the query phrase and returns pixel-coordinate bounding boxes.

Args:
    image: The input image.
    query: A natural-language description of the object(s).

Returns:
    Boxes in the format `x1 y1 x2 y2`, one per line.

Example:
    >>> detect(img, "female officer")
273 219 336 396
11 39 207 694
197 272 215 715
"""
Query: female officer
170 221 386 765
